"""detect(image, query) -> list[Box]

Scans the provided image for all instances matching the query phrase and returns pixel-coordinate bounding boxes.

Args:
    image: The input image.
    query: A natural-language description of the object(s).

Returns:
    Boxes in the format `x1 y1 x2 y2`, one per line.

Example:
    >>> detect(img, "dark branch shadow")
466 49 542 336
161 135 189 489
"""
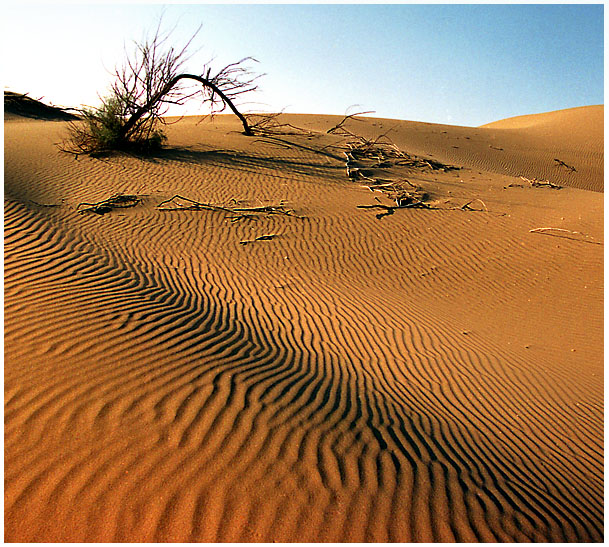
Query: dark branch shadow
141 145 345 180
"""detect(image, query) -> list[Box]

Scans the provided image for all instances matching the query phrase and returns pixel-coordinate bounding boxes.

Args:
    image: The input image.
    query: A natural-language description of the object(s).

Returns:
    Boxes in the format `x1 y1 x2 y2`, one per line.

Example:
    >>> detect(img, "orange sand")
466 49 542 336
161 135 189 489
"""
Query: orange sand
4 105 603 541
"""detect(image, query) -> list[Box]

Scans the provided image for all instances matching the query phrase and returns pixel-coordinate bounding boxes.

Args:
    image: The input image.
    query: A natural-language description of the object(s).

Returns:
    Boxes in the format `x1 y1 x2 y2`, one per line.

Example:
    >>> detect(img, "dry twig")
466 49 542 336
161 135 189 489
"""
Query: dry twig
460 199 488 212
77 194 141 215
157 194 298 221
554 159 576 172
245 111 313 136
357 197 432 219
239 234 277 245
327 109 375 135
529 227 602 245
29 200 61 208
521 176 561 189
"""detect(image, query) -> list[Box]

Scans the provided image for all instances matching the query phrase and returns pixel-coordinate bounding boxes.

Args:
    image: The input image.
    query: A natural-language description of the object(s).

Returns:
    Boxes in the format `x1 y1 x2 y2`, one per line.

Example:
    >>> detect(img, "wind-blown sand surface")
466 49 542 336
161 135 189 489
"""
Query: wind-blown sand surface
4 105 603 542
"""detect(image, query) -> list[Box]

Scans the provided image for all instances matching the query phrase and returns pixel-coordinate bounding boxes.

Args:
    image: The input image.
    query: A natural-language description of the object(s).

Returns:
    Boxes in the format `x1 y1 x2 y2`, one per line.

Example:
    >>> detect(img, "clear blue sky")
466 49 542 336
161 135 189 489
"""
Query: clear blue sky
2 3 604 126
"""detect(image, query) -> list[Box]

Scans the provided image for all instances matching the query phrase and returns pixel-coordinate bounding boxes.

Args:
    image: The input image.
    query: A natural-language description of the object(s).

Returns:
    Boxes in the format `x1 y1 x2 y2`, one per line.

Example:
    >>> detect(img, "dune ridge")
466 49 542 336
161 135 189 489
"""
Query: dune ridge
481 104 603 132
4 107 603 541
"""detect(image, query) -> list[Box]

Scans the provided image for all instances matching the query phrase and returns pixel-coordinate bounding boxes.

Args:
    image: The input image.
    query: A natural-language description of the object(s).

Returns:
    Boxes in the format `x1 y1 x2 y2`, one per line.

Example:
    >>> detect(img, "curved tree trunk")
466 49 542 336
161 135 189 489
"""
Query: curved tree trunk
118 73 253 141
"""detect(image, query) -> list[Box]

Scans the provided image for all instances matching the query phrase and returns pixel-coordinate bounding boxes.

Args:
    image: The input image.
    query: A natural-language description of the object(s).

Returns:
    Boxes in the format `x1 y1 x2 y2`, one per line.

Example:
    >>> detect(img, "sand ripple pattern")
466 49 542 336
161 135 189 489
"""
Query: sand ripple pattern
4 110 603 542
5 193 602 543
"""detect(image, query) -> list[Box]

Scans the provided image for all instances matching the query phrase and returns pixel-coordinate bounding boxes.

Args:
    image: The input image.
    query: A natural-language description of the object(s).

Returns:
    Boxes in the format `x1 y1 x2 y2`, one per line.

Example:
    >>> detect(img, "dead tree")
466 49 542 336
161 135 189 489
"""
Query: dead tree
118 70 256 139
63 21 260 154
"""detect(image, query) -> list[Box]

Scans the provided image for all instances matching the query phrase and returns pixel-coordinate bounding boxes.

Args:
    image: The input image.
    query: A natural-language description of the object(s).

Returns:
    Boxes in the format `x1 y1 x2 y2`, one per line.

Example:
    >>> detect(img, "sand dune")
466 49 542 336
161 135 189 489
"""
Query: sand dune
4 91 79 122
4 106 603 541
277 105 603 193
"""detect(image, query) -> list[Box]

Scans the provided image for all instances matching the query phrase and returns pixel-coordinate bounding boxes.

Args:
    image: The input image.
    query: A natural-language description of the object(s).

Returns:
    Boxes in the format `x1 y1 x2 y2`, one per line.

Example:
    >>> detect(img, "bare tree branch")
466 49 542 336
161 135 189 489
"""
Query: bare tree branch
327 108 375 135
61 20 262 155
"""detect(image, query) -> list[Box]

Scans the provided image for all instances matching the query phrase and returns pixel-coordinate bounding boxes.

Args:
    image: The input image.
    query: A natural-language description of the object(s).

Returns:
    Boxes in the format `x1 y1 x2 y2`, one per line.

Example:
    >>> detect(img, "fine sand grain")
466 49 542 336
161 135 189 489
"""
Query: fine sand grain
4 106 603 542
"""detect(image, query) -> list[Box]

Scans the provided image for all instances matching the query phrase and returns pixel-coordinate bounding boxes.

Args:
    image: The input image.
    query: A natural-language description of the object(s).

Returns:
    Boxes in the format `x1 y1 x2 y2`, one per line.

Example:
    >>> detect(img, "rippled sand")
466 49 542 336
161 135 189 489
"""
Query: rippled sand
5 107 603 541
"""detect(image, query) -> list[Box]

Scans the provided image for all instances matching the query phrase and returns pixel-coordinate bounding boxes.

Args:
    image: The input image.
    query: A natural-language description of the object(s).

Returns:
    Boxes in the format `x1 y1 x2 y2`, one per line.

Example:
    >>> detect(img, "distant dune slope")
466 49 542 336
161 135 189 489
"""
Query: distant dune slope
478 105 603 192
481 104 603 135
4 91 79 121
279 105 603 192
4 111 603 542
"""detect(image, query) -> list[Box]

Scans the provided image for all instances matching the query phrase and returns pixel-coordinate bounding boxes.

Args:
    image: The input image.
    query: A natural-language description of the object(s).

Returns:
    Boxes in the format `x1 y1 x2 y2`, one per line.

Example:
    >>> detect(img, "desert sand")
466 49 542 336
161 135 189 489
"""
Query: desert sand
4 102 603 542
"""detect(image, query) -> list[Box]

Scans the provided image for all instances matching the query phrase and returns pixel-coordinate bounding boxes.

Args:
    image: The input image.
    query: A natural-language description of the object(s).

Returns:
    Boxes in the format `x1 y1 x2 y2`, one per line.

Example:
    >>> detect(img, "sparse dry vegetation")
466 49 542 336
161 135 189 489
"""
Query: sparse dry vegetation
61 21 260 156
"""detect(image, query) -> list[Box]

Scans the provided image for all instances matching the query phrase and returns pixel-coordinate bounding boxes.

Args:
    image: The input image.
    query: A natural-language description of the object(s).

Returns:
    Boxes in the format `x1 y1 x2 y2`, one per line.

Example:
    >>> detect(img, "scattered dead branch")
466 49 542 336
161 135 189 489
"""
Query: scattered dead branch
326 109 375 135
29 200 61 208
239 234 277 245
395 156 458 171
395 192 432 208
554 158 576 172
234 205 295 216
157 194 298 221
357 195 433 219
343 133 459 175
460 199 488 212
341 129 468 218
245 111 314 137
529 227 602 245
77 194 141 215
157 195 234 212
522 176 562 189
245 111 284 134
357 194 497 219
346 131 403 158
505 176 562 190
363 179 419 195
358 186 510 220
356 204 395 219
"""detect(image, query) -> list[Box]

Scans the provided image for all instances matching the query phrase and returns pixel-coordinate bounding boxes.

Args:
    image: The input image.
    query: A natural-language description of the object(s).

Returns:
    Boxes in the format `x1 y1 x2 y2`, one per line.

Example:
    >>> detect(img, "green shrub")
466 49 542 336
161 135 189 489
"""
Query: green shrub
64 95 166 156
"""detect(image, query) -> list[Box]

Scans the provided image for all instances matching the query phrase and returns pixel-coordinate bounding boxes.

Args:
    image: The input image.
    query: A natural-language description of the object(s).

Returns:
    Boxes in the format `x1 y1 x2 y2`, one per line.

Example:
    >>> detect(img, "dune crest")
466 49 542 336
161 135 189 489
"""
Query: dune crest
481 104 603 132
